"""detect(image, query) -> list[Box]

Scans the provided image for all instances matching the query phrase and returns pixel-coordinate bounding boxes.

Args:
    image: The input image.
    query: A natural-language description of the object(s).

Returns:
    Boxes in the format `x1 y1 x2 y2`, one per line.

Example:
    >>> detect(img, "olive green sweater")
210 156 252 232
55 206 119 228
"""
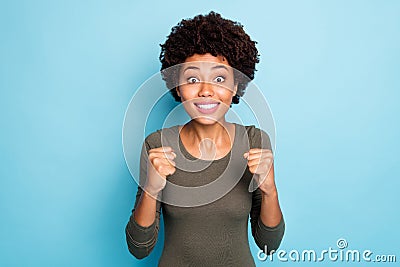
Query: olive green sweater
125 123 285 266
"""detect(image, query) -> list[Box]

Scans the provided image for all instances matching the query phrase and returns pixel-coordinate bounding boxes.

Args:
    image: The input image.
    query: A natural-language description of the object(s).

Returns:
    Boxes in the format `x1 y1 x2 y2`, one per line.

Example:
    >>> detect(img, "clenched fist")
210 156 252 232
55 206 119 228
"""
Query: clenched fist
144 146 176 196
244 148 276 195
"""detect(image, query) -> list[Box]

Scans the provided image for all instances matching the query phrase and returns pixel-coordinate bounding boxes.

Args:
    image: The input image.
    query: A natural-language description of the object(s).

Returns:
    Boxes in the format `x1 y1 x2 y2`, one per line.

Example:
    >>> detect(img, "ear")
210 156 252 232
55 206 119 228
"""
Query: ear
176 86 181 97
233 83 238 96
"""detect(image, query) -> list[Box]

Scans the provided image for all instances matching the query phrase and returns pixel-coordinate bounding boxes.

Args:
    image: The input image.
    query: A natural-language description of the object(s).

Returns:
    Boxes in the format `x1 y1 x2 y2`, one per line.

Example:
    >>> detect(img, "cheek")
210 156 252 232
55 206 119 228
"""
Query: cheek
217 80 235 95
179 92 194 102
217 88 236 101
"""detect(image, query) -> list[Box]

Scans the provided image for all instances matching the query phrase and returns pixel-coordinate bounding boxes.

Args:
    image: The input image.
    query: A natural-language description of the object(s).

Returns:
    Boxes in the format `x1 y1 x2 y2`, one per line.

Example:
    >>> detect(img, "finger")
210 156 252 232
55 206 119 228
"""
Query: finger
150 155 176 167
149 146 174 153
249 165 263 175
246 152 272 162
244 149 272 159
157 164 176 176
247 148 272 154
247 158 273 169
163 158 176 167
152 157 176 167
162 164 176 175
246 152 273 161
248 164 271 176
148 149 176 161
149 151 176 161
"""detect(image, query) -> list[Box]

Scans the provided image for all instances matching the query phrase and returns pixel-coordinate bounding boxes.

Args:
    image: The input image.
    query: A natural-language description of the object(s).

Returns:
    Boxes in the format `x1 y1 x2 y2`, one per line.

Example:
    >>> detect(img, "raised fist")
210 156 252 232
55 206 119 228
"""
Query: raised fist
144 146 176 196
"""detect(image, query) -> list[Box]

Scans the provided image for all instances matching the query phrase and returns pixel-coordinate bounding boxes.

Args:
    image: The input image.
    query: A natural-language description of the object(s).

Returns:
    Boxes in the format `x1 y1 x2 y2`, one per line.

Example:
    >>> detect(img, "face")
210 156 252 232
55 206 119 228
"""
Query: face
176 53 238 125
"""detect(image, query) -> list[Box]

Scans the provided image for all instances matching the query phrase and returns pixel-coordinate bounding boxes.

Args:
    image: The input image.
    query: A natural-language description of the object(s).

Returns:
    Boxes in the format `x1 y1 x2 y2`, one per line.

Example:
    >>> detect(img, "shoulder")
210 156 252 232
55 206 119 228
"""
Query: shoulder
144 125 179 149
243 124 272 151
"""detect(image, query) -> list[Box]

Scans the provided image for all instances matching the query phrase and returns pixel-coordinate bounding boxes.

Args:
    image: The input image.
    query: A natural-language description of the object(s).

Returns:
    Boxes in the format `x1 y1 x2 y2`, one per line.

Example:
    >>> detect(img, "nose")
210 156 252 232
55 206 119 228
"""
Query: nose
198 81 214 97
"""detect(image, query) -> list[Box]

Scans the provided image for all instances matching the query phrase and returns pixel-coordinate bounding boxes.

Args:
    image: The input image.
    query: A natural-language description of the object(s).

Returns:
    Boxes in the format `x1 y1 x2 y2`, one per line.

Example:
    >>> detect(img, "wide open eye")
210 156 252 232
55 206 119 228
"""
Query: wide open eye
187 77 200 84
214 76 225 83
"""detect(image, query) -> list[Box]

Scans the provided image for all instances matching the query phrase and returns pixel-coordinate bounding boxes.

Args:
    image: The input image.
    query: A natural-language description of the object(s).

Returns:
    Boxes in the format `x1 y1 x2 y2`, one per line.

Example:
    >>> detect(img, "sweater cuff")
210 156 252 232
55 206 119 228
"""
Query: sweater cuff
257 216 285 232
127 210 158 242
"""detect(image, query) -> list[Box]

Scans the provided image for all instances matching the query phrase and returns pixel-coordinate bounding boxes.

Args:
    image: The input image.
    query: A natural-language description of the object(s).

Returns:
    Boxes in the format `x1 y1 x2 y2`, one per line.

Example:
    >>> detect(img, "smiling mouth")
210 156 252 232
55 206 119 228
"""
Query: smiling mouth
193 102 220 114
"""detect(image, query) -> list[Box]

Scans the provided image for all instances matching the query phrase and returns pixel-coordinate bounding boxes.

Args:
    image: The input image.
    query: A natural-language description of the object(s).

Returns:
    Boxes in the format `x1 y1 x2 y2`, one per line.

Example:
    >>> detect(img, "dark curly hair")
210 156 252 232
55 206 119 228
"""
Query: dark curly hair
159 11 260 106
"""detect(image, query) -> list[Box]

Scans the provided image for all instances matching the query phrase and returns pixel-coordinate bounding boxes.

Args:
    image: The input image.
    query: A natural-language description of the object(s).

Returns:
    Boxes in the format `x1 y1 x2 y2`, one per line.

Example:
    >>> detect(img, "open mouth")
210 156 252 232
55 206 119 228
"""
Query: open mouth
194 102 220 114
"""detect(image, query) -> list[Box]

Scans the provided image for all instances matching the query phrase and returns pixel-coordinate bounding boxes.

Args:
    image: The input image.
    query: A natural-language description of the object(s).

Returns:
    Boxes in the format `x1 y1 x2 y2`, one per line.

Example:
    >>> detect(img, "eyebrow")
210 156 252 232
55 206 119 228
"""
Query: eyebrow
212 65 229 71
182 65 229 73
183 66 200 72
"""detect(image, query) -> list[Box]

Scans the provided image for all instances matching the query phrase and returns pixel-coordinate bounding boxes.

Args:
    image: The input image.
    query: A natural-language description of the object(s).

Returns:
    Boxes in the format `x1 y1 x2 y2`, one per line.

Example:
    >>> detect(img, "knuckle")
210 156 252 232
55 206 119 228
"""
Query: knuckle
158 165 166 174
162 146 171 152
152 157 160 165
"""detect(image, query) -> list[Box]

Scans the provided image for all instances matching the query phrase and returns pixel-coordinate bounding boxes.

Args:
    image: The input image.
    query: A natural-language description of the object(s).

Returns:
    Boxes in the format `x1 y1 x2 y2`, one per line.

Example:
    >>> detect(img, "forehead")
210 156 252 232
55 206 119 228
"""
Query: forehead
181 53 232 73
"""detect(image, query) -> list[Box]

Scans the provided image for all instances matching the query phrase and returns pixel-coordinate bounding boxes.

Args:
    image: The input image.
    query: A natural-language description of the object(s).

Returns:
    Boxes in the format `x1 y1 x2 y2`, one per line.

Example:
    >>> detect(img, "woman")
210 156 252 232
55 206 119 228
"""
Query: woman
125 11 285 266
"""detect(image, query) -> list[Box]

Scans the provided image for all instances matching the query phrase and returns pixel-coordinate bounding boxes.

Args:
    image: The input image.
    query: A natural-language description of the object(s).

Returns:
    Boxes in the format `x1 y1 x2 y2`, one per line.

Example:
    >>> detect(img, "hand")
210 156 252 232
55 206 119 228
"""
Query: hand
144 146 176 196
244 148 276 195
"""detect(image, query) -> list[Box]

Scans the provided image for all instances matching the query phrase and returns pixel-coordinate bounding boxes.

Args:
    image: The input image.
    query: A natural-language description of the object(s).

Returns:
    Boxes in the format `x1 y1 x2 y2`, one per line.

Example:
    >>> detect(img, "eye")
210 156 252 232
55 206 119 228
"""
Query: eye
214 76 225 83
187 77 200 84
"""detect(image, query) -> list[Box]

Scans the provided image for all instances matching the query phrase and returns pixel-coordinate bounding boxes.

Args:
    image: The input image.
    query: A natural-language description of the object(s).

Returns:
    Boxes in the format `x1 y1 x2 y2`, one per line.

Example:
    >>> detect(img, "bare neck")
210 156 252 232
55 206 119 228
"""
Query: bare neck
179 119 235 146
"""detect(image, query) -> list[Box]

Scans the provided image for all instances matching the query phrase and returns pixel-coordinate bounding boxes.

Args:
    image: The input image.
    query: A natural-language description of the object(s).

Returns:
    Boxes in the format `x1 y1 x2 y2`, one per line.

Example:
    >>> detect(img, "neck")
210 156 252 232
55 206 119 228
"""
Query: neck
183 118 233 145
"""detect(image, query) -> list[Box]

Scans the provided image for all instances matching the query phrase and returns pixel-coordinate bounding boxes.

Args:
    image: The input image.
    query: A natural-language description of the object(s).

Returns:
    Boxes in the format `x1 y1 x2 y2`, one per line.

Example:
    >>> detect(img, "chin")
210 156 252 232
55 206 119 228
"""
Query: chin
192 116 224 125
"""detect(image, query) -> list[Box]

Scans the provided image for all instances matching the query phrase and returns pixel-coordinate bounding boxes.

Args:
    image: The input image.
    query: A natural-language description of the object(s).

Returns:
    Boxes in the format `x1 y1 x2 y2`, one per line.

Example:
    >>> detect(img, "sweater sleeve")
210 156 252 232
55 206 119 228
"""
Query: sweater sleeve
247 125 285 254
125 134 162 259
250 188 285 254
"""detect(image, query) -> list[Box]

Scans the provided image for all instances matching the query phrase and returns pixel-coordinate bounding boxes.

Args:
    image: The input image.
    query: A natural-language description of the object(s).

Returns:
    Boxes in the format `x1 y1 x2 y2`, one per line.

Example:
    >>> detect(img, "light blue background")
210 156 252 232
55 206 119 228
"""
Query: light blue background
1 0 399 266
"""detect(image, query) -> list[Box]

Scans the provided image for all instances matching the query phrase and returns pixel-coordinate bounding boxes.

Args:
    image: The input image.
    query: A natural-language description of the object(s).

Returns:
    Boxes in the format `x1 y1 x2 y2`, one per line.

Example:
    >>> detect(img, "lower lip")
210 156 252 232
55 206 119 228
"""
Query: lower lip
194 103 220 114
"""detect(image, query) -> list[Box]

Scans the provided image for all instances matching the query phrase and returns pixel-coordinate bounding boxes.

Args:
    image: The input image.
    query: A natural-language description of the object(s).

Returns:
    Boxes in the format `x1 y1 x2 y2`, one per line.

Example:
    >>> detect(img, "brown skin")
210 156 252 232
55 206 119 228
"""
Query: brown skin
134 53 282 228
133 145 176 227
176 53 237 161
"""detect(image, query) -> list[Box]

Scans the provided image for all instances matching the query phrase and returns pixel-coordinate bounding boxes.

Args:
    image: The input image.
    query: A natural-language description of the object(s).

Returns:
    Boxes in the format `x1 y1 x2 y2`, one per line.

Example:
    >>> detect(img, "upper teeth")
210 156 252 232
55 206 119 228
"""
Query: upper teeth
196 103 218 110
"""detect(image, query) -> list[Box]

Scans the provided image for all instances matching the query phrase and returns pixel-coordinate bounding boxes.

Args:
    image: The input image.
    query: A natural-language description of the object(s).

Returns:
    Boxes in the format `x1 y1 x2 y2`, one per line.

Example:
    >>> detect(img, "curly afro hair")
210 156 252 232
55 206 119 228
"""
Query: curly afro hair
159 11 260 106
